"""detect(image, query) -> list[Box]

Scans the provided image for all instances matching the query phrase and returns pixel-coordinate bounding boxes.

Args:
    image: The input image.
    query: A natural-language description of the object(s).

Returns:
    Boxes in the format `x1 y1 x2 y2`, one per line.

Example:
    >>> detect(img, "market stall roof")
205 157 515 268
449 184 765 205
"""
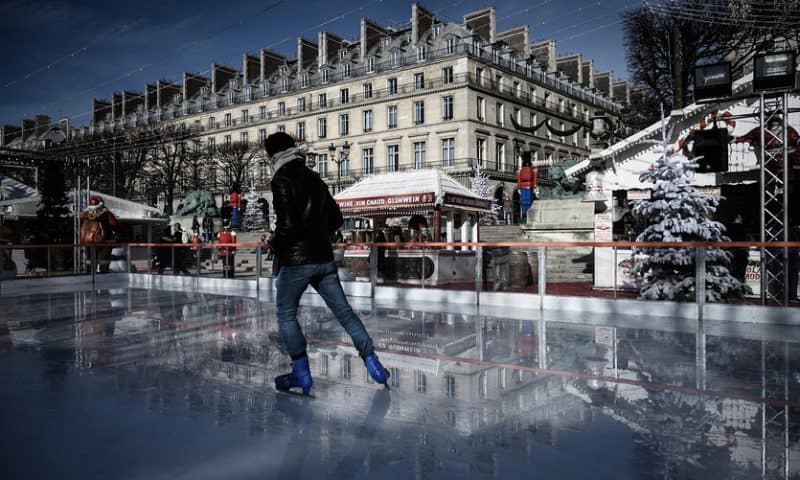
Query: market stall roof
0 175 164 222
334 169 492 216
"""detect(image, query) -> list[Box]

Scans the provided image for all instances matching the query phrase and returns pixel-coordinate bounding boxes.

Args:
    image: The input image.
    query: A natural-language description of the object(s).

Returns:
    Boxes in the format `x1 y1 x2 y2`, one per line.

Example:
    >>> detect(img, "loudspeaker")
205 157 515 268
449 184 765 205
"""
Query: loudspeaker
692 128 729 173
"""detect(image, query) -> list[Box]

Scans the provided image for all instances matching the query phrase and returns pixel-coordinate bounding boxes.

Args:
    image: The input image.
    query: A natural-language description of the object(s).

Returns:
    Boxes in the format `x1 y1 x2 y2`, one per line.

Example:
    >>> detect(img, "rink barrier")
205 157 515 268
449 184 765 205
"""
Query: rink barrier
2 241 800 319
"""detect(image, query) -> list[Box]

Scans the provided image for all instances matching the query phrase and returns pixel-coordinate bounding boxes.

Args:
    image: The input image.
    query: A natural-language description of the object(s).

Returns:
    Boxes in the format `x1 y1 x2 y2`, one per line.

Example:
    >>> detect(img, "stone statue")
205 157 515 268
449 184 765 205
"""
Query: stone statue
174 190 219 218
536 161 583 200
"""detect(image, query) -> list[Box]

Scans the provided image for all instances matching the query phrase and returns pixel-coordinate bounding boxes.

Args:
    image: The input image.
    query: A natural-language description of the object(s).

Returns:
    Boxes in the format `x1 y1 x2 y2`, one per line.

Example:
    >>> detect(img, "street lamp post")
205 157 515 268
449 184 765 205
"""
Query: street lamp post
328 141 350 193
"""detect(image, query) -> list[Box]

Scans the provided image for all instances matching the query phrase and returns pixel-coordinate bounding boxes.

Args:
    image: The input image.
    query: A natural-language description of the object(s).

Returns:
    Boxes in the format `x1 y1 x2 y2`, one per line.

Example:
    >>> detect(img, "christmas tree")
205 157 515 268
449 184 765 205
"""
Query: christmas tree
631 115 750 302
470 162 500 224
242 182 266 231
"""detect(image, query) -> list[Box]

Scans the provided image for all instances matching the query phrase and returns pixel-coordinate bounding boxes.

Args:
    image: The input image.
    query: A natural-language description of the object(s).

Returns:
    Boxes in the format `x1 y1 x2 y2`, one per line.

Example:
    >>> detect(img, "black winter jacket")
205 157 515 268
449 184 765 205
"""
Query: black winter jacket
270 157 344 266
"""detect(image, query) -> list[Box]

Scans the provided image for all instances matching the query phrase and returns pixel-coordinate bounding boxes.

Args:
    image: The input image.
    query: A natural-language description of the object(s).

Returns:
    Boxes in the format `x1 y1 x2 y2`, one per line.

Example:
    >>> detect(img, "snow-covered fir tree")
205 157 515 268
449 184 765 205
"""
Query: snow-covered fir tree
631 115 750 302
242 182 266 231
471 163 500 224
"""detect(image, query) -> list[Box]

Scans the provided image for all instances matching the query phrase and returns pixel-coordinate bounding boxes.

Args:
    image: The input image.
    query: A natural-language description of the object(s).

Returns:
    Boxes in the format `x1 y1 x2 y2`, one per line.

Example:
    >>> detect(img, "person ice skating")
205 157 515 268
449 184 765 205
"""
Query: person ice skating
79 195 119 273
265 132 390 396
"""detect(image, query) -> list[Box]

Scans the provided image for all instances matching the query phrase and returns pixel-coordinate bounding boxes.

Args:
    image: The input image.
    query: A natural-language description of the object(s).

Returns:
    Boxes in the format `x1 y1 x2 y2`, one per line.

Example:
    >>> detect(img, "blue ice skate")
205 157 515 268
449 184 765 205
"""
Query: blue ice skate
274 357 313 396
364 353 391 390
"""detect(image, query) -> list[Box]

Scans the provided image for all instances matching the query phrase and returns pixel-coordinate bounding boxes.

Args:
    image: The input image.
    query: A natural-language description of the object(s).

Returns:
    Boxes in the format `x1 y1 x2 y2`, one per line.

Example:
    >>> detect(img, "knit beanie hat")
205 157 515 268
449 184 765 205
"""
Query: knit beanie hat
264 132 295 157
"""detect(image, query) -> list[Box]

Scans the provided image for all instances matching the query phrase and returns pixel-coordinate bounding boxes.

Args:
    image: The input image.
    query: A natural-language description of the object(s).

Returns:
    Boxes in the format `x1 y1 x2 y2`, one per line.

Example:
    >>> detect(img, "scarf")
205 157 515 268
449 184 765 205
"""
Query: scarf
271 147 304 173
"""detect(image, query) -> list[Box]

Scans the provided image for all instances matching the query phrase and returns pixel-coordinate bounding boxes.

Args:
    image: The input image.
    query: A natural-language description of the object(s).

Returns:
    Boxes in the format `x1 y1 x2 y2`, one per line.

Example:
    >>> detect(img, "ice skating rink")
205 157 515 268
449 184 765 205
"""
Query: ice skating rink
2 285 800 479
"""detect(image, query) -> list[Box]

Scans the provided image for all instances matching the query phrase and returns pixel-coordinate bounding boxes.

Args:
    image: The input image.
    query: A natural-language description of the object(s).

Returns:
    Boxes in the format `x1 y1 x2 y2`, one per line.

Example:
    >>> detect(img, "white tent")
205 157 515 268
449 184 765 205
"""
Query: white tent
0 175 163 222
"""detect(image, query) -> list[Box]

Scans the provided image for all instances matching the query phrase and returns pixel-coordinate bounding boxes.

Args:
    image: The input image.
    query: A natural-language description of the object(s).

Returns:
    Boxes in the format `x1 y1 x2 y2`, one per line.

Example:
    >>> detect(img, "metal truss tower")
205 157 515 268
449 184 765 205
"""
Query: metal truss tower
759 92 791 306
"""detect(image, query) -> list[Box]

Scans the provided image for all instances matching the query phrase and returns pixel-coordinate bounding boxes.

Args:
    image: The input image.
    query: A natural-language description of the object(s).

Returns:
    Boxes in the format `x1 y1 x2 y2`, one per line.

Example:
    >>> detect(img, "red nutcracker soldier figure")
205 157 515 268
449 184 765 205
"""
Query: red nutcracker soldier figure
229 187 242 229
517 153 538 221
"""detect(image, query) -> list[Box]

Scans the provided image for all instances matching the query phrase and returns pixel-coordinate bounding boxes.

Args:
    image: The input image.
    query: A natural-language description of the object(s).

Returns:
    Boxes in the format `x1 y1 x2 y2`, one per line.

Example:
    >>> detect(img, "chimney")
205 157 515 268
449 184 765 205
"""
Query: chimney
21 119 36 140
594 71 614 97
411 3 435 44
211 64 238 93
581 60 594 88
112 93 123 120
92 100 111 124
243 54 260 84
556 54 582 84
59 118 70 138
612 80 630 104
297 37 319 70
317 31 342 67
497 26 530 58
359 19 386 62
122 91 144 116
531 40 557 73
1 125 21 147
260 49 287 81
145 83 158 111
182 73 208 100
464 7 495 43
156 80 181 108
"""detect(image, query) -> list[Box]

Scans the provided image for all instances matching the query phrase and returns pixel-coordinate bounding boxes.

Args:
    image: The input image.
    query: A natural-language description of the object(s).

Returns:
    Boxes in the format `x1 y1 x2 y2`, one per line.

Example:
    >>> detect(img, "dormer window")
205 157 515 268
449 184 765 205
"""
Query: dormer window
342 63 351 78
339 49 347 59
279 66 287 75
492 47 499 63
228 90 236 104
382 37 390 48
366 56 374 73
390 51 399 68
262 82 270 96
405 31 411 43
300 73 309 88
211 95 218 108
416 44 427 62
432 24 441 38
244 86 253 101
446 37 456 55
173 93 182 104
472 38 481 54
280 77 288 92
320 68 329 84
197 99 204 112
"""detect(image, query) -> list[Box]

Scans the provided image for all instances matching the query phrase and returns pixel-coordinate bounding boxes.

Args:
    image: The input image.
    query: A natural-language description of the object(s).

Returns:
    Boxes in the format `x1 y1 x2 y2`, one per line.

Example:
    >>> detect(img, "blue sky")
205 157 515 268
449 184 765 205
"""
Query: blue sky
0 0 636 127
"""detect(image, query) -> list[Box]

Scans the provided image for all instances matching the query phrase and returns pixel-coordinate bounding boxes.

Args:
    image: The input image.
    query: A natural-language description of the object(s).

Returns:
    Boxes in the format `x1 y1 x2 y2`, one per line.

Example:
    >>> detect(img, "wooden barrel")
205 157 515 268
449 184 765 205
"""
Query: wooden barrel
508 251 531 287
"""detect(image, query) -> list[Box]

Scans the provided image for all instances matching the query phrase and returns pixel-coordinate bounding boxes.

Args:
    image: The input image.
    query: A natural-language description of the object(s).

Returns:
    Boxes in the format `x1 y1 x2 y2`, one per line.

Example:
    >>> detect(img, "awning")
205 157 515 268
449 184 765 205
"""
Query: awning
334 169 492 216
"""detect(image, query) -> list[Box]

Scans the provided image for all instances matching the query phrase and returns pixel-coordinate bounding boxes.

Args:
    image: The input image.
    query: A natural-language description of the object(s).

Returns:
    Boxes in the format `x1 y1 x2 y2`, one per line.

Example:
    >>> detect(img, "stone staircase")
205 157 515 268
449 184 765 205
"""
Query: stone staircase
479 225 593 282
199 231 265 275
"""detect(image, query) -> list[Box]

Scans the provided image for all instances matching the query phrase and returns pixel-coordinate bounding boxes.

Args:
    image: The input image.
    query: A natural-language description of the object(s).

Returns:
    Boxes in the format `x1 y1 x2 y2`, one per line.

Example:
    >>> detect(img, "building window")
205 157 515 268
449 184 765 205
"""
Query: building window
342 63 351 78
241 131 249 144
442 66 453 84
318 93 327 108
363 83 373 100
390 51 399 68
495 74 502 91
317 117 327 139
207 137 215 152
442 138 455 167
414 72 425 90
297 97 306 112
388 78 398 95
495 142 505 170
228 90 236 105
224 135 231 147
496 102 504 126
366 56 375 73
300 73 309 88
442 96 453 120
475 67 483 86
277 124 285 133
259 105 267 120
224 113 232 127
387 105 398 129
414 370 427 393
262 82 270 96
319 354 329 376
413 141 426 169
443 375 455 398
339 155 349 177
259 160 268 183
413 101 425 125
478 372 487 399
280 77 288 92
363 110 373 133
258 128 267 143
208 116 216 129
340 88 349 104
241 109 249 123
477 96 485 121
297 121 305 140
362 148 374 174
416 44 427 61
387 144 399 171
320 68 329 84
514 107 521 124
446 37 456 55
339 114 349 136
513 81 520 97
318 153 328 178
341 356 351 379
278 101 286 116
477 138 486 166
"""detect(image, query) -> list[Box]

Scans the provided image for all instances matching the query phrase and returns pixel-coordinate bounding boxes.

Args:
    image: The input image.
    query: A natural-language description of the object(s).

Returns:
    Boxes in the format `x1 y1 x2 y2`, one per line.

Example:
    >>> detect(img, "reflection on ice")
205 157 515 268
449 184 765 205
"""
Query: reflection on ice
2 288 800 479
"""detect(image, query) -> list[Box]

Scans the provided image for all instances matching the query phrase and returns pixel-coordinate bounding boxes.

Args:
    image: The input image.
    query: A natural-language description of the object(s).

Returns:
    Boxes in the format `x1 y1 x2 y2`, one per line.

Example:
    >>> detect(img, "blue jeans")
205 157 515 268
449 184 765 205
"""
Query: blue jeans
275 261 375 359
